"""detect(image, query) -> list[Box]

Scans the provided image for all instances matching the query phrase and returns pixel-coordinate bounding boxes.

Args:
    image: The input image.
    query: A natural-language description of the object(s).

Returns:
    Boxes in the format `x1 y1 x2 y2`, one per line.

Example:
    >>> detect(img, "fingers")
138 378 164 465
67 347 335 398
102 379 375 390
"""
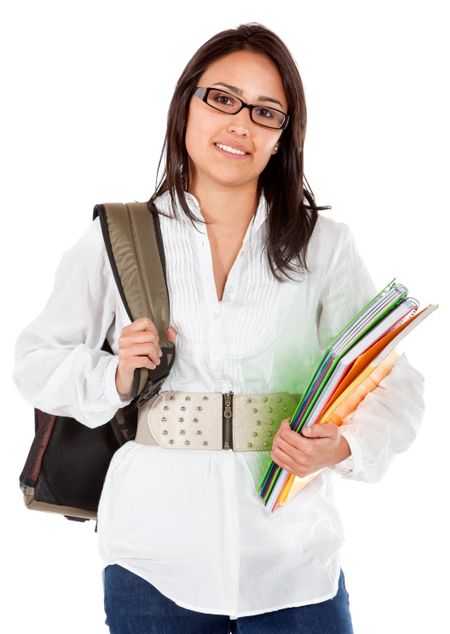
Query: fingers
275 419 306 450
167 327 177 341
122 319 177 342
302 423 338 438
271 434 314 477
118 319 179 371
124 317 158 336
271 443 296 474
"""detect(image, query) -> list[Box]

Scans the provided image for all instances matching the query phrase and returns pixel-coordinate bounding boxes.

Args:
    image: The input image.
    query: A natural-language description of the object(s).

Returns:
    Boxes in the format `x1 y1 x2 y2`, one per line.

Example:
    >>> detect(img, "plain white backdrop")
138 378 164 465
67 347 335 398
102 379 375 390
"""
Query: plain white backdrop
2 1 448 632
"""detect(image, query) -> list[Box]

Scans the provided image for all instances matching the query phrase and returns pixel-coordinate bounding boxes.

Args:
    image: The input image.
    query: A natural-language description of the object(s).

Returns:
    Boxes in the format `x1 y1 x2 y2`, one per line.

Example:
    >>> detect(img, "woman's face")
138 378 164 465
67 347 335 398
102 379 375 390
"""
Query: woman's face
184 50 288 192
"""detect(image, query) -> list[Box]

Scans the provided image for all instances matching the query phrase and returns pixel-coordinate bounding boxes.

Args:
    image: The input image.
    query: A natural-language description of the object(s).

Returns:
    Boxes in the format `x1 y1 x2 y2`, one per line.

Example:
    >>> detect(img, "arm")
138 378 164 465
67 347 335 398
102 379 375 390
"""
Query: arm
12 216 133 428
318 223 425 482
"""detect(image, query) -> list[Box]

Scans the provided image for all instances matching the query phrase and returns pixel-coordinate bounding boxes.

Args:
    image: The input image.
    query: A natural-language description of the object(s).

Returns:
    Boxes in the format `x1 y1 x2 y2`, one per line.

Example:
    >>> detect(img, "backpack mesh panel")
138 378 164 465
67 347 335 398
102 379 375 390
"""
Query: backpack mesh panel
34 416 119 511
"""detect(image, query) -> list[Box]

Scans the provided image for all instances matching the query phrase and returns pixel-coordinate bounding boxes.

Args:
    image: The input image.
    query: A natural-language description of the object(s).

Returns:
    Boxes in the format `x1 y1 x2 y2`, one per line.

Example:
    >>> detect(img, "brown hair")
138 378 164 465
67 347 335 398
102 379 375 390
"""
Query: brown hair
149 22 330 282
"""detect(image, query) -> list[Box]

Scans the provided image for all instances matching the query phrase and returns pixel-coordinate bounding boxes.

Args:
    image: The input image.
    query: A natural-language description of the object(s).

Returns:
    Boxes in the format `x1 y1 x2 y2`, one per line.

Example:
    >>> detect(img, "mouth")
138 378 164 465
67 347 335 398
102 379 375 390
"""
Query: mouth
214 142 250 159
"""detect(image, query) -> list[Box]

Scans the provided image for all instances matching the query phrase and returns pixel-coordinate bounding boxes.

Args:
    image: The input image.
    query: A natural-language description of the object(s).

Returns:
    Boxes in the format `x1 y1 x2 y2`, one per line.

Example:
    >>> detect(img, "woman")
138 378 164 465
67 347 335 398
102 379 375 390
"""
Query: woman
12 22 424 634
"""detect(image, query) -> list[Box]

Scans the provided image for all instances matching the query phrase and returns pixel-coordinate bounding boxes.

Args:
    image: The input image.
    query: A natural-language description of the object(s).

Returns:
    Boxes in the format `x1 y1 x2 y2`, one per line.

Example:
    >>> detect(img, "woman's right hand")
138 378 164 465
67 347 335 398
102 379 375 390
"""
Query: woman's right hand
115 317 177 399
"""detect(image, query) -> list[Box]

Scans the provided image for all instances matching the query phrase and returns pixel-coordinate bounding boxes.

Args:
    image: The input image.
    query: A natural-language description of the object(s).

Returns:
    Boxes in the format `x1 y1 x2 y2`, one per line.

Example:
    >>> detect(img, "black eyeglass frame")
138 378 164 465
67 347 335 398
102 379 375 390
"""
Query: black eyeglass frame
193 86 290 130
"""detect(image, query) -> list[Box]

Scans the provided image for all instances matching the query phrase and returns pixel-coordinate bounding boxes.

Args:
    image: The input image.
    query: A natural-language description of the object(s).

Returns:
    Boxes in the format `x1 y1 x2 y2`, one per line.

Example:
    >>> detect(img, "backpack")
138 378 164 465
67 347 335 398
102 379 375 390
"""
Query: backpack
18 200 175 526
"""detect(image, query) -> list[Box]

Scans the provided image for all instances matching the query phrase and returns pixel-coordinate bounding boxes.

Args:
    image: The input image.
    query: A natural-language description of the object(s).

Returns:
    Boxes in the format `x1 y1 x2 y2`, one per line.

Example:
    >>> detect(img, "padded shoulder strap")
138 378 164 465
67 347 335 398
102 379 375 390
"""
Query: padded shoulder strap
93 201 175 404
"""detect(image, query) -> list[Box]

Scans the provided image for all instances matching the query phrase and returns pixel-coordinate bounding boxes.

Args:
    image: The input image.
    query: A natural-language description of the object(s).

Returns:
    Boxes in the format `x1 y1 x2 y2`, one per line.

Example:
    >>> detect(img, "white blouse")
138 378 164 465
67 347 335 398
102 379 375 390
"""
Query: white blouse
12 188 425 618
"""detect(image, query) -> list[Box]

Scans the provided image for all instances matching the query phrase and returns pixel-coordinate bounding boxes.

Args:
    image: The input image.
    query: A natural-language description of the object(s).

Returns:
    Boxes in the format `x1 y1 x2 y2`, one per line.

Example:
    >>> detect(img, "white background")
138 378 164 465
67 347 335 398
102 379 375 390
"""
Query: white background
2 1 448 632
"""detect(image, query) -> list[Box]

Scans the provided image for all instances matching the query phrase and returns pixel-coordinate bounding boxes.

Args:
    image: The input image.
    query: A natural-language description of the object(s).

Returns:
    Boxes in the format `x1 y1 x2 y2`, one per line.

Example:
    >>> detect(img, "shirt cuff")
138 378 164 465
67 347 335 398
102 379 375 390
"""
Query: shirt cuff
104 354 134 408
329 428 360 478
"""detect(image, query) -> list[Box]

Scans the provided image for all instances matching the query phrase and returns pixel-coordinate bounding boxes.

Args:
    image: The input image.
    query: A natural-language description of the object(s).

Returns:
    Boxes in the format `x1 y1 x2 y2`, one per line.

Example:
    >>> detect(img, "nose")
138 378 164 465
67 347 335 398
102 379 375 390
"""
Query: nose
226 106 251 135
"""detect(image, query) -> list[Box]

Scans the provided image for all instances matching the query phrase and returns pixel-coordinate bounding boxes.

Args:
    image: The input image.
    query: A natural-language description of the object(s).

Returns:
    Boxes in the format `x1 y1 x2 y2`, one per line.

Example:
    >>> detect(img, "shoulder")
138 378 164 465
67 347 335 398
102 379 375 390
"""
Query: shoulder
67 215 105 257
74 215 104 253
310 213 353 246
57 216 110 281
307 214 355 270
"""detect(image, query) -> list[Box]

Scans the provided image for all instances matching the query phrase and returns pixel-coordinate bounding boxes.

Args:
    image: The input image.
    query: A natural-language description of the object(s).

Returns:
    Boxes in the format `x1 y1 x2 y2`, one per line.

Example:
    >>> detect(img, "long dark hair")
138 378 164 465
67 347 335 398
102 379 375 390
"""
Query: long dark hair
149 22 330 282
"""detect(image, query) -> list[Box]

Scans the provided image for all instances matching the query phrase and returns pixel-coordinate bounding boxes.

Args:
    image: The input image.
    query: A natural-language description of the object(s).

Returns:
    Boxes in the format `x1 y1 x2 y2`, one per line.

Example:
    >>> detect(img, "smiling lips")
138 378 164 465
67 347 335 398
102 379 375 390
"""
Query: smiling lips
214 142 250 158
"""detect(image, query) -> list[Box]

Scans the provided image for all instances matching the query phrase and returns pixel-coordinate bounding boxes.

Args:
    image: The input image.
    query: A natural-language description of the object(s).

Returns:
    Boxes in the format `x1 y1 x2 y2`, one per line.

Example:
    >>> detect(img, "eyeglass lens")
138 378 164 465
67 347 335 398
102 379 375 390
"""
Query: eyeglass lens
206 88 285 129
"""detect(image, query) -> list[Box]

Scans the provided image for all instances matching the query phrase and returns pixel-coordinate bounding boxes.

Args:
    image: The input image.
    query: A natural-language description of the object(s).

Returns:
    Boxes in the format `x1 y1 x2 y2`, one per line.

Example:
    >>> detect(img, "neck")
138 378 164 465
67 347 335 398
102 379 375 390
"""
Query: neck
187 179 259 232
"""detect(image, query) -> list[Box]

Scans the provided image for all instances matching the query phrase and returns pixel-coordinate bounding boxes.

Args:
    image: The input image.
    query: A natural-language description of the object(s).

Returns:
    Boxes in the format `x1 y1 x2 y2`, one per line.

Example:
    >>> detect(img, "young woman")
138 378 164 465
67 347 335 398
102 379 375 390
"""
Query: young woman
13 23 424 634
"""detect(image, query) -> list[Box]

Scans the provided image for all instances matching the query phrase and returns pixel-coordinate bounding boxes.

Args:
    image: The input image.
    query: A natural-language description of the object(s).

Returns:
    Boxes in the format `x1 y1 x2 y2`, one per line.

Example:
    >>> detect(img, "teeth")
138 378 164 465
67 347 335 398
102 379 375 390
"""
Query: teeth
216 143 246 156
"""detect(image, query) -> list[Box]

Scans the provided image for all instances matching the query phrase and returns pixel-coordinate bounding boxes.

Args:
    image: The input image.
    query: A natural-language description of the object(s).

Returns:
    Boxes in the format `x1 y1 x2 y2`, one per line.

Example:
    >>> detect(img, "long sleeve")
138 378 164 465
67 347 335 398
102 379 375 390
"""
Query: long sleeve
12 216 133 428
317 222 425 482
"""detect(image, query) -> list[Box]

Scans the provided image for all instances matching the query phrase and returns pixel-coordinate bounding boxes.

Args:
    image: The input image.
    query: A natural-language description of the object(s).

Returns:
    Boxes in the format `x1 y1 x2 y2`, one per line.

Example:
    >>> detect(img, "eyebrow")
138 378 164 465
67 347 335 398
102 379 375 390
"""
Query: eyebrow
212 82 284 109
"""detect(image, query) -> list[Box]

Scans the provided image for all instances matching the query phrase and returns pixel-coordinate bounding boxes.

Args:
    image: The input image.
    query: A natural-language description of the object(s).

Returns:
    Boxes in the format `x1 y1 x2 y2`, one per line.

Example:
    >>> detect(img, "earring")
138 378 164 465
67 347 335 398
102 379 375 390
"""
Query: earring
273 145 279 154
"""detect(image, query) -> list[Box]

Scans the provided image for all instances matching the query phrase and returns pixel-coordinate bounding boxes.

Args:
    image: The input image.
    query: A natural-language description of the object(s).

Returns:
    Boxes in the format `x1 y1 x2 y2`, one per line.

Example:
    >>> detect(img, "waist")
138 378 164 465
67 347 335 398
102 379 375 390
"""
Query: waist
135 390 300 452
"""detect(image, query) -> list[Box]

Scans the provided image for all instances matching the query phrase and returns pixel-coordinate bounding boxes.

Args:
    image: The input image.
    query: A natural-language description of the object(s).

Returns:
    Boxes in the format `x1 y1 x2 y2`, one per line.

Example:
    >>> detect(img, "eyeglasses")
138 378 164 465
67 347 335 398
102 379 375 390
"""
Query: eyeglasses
193 86 289 130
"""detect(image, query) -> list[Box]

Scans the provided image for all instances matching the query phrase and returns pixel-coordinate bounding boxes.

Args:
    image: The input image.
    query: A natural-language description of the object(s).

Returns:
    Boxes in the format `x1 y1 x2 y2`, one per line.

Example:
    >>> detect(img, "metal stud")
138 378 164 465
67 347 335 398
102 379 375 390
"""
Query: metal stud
185 395 191 401
163 405 169 410
196 430 202 435
193 417 199 423
197 406 202 411
247 397 252 403
253 407 258 413
181 405 186 411
202 441 208 446
277 396 282 403
256 419 261 426
169 395 175 400
169 439 174 444
263 396 268 402
268 407 273 413
283 406 288 412
267 431 272 436
263 441 269 447
184 440 190 445
202 395 209 400
161 416 167 422
253 431 258 437
180 429 185 435
247 442 253 448
179 417 184 422
162 430 168 435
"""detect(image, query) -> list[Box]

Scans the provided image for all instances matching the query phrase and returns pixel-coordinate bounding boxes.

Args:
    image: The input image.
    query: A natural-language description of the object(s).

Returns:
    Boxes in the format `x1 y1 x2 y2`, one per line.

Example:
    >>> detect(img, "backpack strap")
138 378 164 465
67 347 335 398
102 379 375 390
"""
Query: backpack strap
93 201 175 426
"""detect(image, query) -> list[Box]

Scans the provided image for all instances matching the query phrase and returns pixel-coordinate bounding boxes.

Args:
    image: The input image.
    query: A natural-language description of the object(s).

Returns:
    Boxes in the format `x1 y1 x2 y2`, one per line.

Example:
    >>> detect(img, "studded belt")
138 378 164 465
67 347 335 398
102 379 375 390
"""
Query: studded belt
134 390 300 452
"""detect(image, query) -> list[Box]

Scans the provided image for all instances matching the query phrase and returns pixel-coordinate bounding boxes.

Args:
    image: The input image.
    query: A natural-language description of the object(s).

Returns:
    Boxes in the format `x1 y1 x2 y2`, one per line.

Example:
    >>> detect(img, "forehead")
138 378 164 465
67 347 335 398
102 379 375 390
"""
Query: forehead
198 50 287 109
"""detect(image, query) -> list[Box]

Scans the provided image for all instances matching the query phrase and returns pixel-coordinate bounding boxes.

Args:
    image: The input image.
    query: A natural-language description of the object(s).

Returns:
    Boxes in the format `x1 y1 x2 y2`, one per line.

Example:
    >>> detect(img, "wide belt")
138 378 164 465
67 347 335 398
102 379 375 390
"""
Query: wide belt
135 391 300 452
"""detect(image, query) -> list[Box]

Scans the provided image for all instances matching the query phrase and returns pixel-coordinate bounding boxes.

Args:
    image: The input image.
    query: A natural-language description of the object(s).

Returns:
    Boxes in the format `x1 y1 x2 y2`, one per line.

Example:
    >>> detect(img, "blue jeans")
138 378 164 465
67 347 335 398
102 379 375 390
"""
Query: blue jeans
103 564 354 633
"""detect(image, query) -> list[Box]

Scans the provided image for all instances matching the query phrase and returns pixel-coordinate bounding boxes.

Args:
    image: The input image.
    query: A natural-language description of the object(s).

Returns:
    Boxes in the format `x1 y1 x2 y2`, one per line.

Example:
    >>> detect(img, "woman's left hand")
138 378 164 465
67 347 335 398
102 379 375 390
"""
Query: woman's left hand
270 419 351 477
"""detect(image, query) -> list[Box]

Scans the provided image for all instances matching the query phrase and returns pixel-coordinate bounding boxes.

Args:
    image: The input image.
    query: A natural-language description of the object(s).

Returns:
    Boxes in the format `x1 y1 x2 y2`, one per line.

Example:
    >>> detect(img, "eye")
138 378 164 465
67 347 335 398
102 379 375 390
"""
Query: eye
254 107 274 119
214 92 237 106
